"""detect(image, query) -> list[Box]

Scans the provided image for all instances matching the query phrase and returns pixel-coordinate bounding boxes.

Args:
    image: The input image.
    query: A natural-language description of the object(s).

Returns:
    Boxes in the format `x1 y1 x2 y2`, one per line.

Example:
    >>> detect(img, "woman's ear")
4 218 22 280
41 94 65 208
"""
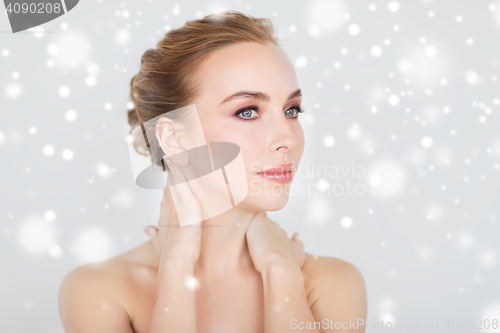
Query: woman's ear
155 117 184 157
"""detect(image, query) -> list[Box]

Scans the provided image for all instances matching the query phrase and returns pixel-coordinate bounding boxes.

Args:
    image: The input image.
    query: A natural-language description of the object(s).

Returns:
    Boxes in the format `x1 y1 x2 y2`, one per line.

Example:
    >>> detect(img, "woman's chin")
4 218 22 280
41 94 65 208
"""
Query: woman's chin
254 193 290 211
243 179 293 210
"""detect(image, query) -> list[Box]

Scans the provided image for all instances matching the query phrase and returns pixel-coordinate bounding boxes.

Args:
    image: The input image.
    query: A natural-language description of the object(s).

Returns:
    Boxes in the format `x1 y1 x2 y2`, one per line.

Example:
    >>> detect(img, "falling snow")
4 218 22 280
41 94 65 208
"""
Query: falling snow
1 2 499 332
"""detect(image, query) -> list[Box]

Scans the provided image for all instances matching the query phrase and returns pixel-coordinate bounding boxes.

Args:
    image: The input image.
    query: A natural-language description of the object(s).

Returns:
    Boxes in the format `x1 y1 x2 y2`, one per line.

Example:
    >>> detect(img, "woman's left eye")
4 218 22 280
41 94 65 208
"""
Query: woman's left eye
285 106 305 117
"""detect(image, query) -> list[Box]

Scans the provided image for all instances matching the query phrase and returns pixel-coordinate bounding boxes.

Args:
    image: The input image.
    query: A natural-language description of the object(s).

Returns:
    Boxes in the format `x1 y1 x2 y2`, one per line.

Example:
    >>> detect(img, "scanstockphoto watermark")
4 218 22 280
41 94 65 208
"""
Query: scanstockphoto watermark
3 0 80 34
365 318 499 330
290 318 499 330
290 318 365 330
249 160 378 199
249 177 368 198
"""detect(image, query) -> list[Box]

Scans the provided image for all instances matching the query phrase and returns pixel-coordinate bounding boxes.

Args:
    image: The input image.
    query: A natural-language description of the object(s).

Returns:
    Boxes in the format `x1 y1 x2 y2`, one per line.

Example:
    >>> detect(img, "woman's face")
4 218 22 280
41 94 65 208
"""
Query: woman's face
190 41 305 211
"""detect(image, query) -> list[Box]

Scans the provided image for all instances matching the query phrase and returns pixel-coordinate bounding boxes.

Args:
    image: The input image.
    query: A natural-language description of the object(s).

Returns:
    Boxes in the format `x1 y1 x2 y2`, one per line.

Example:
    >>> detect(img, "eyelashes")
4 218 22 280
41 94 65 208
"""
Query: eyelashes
234 105 305 121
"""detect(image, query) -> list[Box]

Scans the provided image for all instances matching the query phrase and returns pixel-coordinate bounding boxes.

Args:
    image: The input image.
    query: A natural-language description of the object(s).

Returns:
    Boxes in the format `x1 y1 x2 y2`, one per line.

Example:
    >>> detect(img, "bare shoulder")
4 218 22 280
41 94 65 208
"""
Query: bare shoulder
59 257 132 299
58 244 151 333
302 252 365 287
302 252 367 331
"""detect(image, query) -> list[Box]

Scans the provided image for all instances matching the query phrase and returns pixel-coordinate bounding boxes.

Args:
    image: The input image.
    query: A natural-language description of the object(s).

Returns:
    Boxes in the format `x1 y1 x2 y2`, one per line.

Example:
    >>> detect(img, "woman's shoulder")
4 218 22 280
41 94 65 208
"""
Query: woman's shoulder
58 249 138 302
302 252 364 279
302 252 366 309
58 241 155 332
59 240 158 300
59 256 131 292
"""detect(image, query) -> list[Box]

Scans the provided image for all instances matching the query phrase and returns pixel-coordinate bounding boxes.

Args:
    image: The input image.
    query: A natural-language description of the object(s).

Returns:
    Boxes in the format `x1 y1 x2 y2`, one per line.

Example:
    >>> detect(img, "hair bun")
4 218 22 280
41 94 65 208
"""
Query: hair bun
127 74 150 157
127 106 139 129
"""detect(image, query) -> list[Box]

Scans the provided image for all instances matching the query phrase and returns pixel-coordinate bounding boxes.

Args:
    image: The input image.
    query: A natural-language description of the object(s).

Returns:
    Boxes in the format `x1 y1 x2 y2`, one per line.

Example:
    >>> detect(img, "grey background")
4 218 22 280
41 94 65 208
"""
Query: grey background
1 0 500 332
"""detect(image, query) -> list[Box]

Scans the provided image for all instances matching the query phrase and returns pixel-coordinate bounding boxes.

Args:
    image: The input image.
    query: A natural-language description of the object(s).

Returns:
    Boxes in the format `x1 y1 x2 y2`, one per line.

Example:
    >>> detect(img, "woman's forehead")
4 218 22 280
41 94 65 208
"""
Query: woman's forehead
194 43 297 104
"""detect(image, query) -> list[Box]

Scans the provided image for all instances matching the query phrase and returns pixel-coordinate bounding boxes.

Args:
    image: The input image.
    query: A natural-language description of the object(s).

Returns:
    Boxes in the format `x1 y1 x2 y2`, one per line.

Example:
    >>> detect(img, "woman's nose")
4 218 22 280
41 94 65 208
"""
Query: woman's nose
268 112 297 152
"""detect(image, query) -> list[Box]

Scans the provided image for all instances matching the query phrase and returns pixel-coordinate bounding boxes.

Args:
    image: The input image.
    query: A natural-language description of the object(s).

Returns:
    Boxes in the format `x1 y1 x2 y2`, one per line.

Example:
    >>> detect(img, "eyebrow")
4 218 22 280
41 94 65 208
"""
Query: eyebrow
220 88 302 105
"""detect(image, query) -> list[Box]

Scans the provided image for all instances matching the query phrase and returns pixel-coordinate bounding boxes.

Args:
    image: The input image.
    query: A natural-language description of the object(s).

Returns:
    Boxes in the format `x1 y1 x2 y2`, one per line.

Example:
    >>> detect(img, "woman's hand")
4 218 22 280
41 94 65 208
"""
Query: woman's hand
245 211 305 274
143 155 203 269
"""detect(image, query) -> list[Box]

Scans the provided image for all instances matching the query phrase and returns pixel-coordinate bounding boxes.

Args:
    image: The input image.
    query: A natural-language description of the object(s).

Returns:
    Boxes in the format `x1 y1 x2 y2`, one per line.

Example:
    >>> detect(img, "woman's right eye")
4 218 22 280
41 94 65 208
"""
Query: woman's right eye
235 107 259 121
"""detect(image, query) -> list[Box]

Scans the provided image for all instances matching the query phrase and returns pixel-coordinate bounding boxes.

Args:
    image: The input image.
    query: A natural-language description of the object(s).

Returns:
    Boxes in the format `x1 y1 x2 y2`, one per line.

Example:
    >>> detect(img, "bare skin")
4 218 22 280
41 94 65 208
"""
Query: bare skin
58 41 367 332
58 240 366 333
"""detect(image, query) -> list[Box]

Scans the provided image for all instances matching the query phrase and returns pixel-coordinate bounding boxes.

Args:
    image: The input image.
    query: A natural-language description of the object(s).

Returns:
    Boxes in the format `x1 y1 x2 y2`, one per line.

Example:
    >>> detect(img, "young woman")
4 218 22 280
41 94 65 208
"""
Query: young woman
58 10 367 333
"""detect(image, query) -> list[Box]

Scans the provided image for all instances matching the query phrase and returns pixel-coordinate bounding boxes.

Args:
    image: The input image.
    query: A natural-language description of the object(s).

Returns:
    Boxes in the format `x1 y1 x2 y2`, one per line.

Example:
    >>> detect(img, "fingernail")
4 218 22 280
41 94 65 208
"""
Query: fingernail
164 156 172 165
143 226 150 236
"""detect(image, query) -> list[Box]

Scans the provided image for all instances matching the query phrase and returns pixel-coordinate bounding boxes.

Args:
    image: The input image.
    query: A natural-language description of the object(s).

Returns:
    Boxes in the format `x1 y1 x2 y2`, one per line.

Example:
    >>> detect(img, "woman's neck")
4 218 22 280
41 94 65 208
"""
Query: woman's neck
142 206 259 277
195 207 258 278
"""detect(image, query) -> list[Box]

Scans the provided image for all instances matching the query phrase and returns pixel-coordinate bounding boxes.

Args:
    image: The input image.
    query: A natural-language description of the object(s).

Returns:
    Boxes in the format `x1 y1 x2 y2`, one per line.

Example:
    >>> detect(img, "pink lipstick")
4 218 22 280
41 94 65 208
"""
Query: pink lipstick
257 163 294 184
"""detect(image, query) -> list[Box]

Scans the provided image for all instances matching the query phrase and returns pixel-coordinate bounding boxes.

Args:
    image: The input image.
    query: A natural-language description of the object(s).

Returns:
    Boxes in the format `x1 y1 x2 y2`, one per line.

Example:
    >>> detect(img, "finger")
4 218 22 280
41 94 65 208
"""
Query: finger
164 155 198 205
144 225 159 241
296 238 304 249
292 232 304 248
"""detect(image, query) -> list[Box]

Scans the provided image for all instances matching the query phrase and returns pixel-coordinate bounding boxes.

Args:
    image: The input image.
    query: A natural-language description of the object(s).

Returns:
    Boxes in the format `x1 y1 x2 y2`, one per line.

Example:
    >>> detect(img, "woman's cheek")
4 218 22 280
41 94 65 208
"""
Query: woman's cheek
293 124 305 158
204 123 262 175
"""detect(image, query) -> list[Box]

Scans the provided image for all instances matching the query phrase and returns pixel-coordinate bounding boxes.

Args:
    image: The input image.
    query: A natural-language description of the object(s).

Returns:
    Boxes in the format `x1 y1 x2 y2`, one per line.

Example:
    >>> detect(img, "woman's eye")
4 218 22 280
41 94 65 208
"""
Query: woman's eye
285 106 305 117
236 108 258 120
235 105 304 121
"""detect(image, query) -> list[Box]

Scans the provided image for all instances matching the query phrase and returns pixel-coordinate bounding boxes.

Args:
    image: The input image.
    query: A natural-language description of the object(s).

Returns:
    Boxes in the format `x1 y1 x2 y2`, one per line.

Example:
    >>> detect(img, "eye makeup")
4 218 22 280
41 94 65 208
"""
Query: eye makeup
234 104 305 121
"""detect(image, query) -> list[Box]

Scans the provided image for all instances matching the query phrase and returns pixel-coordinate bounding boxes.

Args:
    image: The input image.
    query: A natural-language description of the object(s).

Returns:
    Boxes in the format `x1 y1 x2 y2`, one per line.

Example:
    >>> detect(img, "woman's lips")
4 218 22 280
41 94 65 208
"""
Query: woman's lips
257 171 293 184
257 163 294 184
